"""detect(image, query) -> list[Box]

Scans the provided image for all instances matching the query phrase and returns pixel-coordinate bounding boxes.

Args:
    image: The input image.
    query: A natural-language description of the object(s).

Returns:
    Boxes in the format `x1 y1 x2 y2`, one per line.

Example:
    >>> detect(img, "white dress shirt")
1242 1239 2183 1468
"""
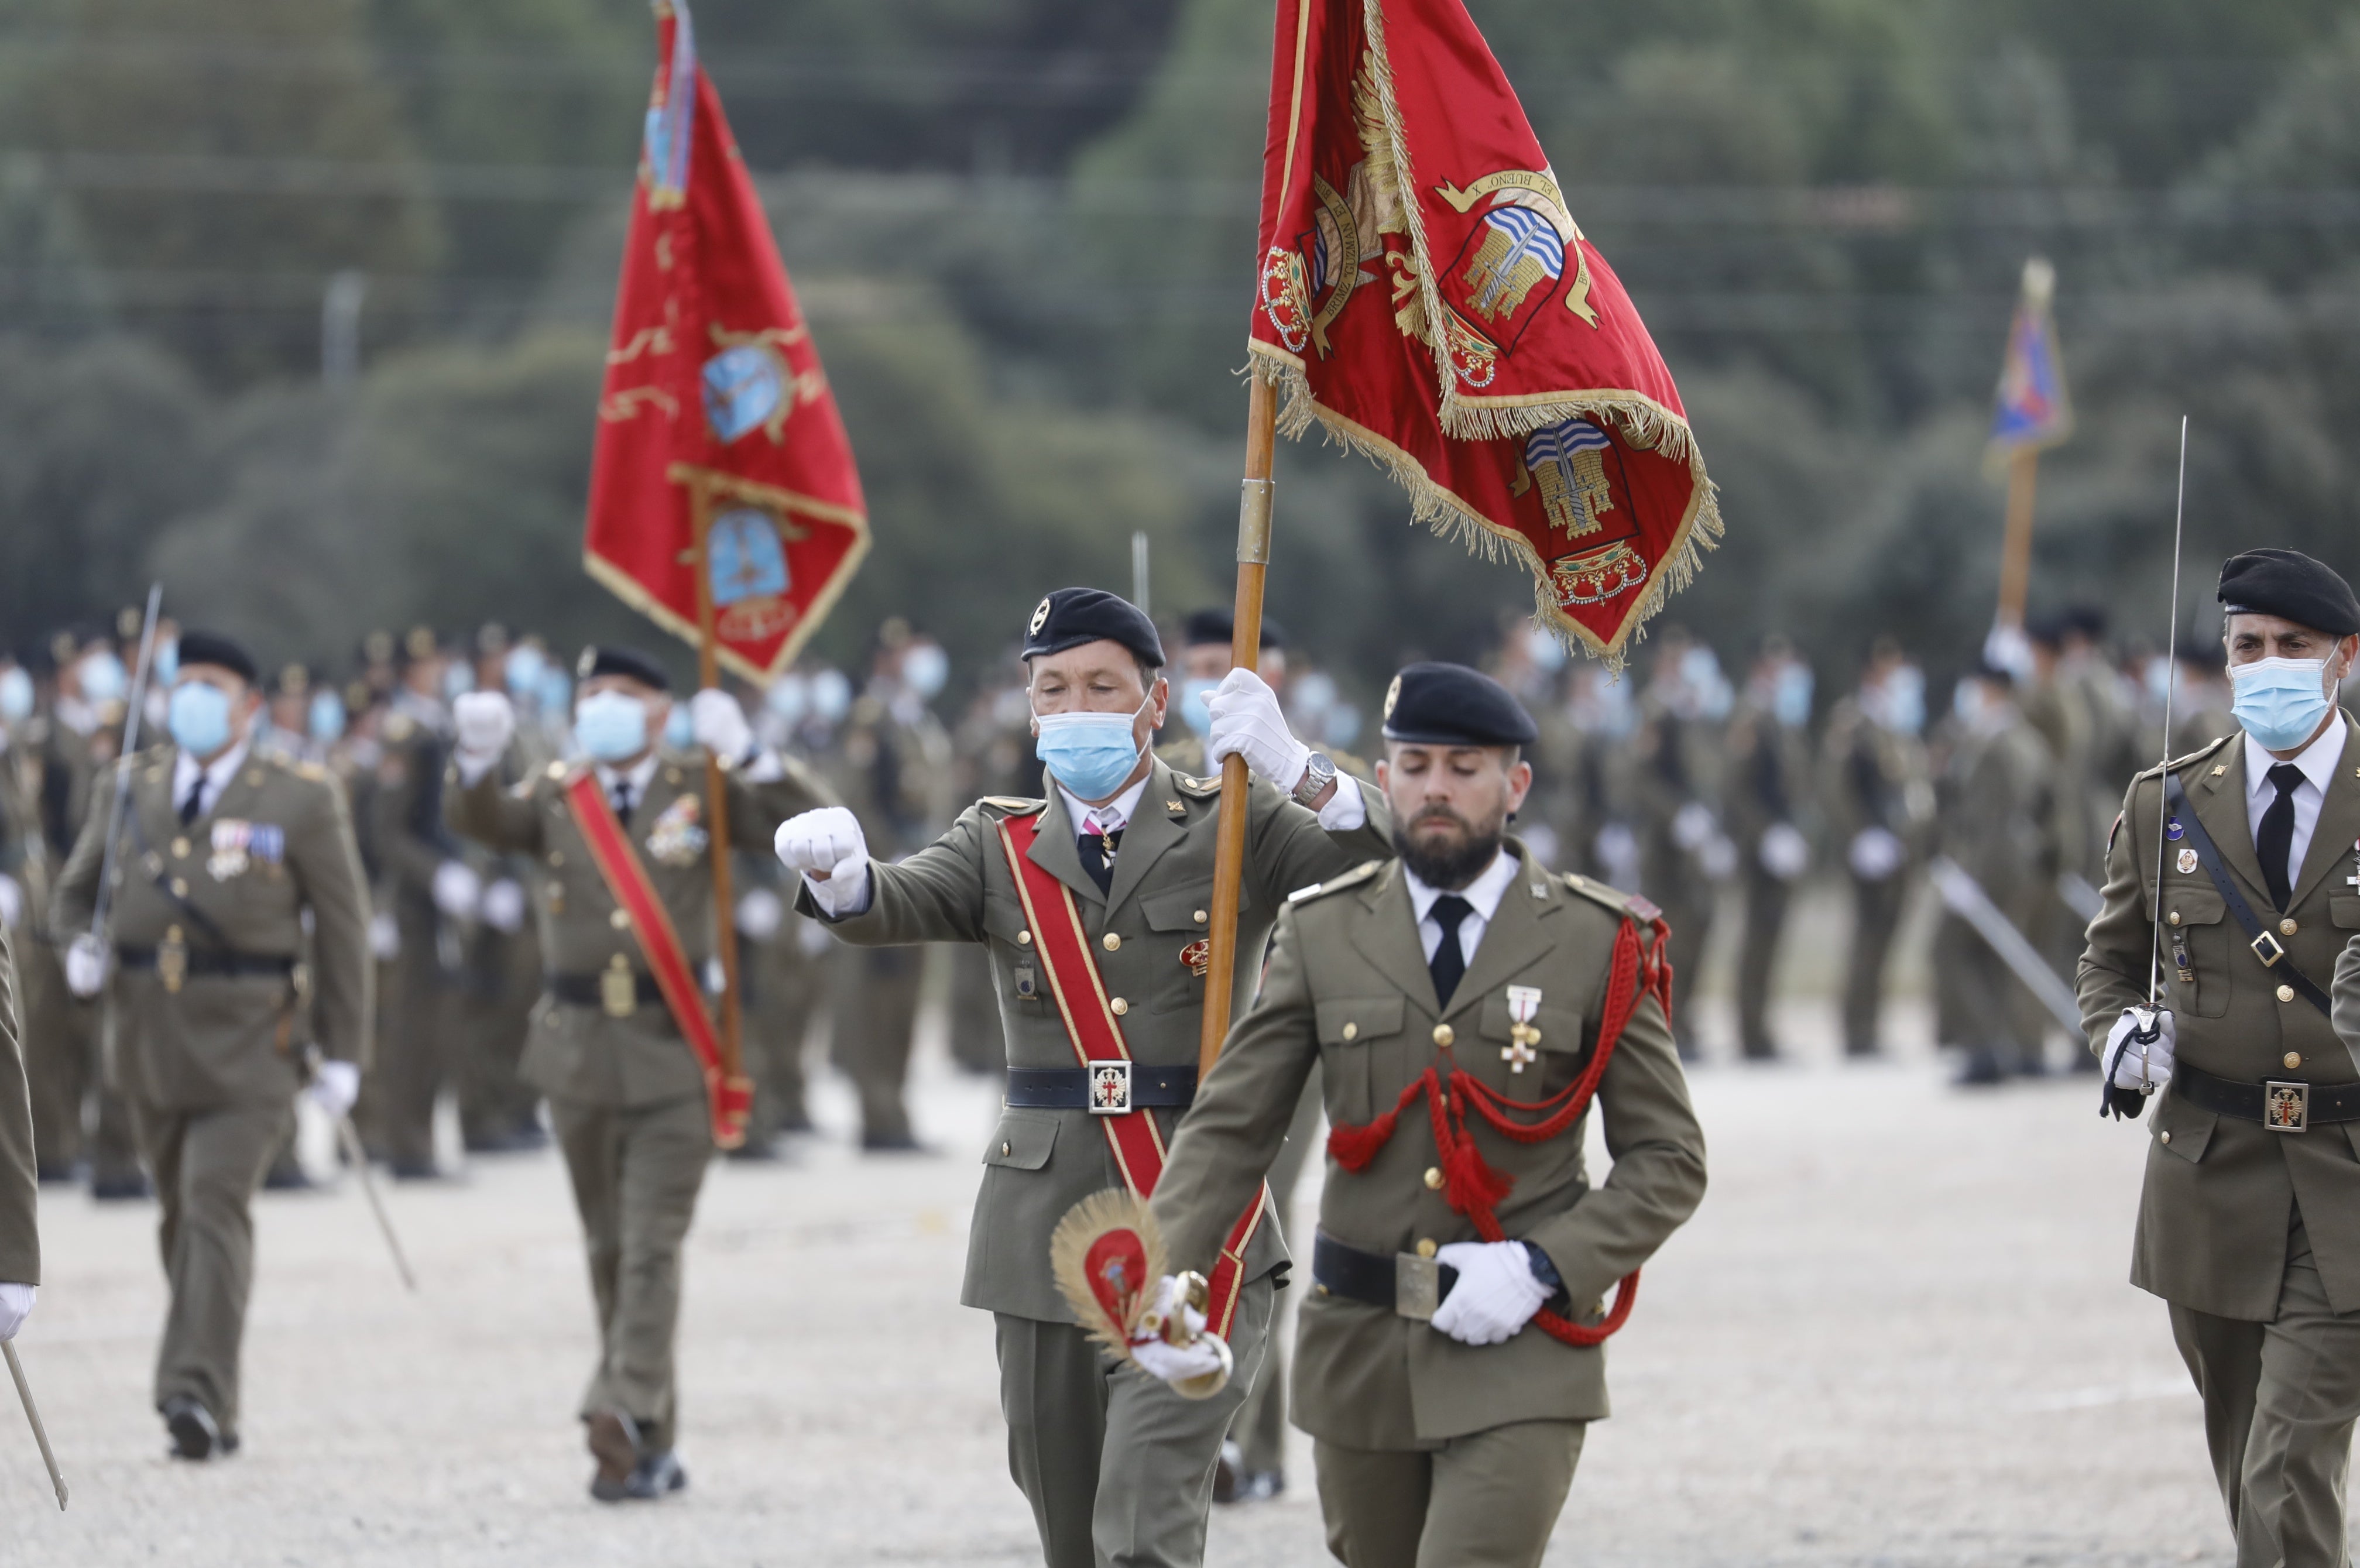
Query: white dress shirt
171 737 253 823
1402 845 1522 970
595 753 661 819
2244 712 2347 891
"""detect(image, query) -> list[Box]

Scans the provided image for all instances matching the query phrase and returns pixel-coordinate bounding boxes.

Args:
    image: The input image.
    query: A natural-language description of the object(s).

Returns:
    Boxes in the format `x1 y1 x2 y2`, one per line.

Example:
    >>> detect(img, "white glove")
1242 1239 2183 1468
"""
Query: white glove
1207 668 1310 792
1671 801 1718 852
368 909 401 960
2104 1006 2175 1092
1128 1275 1231 1385
777 804 869 900
736 886 784 940
690 689 753 763
1429 1240 1553 1347
1849 826 1905 881
0 873 20 929
452 690 515 763
65 933 108 999
480 878 526 933
306 1059 362 1121
1699 835 1738 883
1759 822 1810 881
0 1283 34 1341
431 860 482 920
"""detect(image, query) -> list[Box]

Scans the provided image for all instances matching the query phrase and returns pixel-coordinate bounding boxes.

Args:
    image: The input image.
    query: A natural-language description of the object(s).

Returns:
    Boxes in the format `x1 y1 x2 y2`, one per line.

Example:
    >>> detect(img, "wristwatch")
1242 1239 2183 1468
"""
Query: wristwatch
1292 750 1338 807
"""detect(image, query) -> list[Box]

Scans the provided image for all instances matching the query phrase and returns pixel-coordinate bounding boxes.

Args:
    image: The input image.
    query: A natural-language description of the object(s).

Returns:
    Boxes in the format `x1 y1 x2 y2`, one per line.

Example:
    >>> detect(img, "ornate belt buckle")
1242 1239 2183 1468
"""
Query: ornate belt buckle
600 956 637 1019
2265 1080 2310 1133
158 925 187 995
1395 1252 1442 1321
1086 1059 1132 1114
2251 929 2287 967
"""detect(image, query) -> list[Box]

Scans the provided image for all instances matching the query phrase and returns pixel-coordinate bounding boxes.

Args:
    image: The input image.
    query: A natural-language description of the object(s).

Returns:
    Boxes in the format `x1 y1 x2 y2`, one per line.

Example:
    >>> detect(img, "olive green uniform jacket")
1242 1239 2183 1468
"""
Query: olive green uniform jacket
1150 849 1707 1446
51 744 373 1110
796 756 1394 1324
444 748 835 1109
2079 721 2360 1319
0 925 37 1285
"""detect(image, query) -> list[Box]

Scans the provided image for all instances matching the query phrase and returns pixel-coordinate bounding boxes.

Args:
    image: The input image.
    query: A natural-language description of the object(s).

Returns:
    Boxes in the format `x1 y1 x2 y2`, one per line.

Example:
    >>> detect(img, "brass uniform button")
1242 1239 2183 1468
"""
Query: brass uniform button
1341 1023 1358 1042
1415 1238 1438 1259
2160 1131 2173 1145
171 836 190 859
2167 911 2181 926
1103 933 1121 952
1423 1167 1443 1190
610 909 632 930
1110 997 1129 1016
170 877 188 897
1432 1024 1455 1048
2285 1052 2303 1070
548 850 564 866
2281 918 2299 936
1017 930 1032 946
2278 984 2296 1004
1192 910 1208 924
1000 1141 1011 1158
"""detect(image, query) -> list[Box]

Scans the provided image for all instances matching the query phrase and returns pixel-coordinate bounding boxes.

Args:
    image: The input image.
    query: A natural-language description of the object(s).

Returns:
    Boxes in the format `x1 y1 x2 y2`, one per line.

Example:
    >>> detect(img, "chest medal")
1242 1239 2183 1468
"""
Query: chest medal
1504 984 1543 1073
643 794 708 868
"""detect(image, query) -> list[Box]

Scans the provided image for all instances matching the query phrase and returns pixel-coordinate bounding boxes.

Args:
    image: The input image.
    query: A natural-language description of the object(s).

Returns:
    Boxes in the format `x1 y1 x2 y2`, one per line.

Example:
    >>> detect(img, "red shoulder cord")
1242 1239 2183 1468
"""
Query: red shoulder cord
1325 913 1672 1347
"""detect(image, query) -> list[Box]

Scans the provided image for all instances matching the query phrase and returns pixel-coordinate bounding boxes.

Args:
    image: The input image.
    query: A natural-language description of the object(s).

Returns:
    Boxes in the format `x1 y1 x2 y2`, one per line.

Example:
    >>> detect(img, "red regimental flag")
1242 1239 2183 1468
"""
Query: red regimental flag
586 0 868 681
1249 0 1721 665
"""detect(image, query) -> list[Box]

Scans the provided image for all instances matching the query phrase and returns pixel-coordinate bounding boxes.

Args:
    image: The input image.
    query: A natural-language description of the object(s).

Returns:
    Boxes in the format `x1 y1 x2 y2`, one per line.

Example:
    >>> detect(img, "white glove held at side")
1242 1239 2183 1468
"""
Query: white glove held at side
0 873 20 929
735 887 784 940
431 860 482 920
1759 822 1810 881
2105 1006 2175 1092
1849 826 1905 881
1429 1240 1553 1347
0 1283 35 1342
306 1059 362 1121
690 688 753 763
1206 668 1310 792
65 933 108 999
1129 1274 1229 1384
480 879 526 934
368 910 401 960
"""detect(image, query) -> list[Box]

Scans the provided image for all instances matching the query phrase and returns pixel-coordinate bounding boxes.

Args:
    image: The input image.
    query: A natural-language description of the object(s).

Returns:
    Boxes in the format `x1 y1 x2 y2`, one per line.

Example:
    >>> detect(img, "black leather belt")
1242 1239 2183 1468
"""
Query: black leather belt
116 947 295 979
2175 1062 2360 1132
1003 1065 1197 1111
1312 1231 1459 1320
547 972 666 1008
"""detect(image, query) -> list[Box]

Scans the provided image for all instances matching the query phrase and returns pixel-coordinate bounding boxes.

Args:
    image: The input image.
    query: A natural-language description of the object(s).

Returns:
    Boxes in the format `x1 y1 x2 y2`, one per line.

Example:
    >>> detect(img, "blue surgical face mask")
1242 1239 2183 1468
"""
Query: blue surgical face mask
442 663 475 702
308 689 347 743
0 668 30 725
1772 663 1813 729
575 689 650 762
537 668 572 716
1034 694 1150 801
1524 626 1566 674
663 701 694 750
1177 677 1219 739
153 639 179 683
809 668 852 725
903 643 948 699
2231 657 2334 752
78 651 127 705
169 681 235 758
766 675 809 726
1876 666 1926 737
503 646 546 696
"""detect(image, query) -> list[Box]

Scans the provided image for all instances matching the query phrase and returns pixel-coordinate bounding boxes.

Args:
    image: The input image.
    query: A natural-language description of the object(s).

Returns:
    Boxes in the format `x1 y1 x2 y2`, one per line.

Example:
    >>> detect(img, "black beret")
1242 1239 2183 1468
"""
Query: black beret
575 644 671 692
2218 548 2360 638
1180 608 1286 651
176 629 258 685
1380 661 1538 747
1021 588 1163 668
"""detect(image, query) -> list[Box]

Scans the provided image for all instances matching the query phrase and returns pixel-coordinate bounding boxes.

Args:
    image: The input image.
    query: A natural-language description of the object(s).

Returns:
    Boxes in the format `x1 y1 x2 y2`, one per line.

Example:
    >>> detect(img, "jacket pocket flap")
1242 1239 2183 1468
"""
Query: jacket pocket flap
1316 995 1403 1044
1140 884 1233 932
2162 887 2226 927
2153 1088 2215 1163
983 1110 1059 1171
2331 893 2360 931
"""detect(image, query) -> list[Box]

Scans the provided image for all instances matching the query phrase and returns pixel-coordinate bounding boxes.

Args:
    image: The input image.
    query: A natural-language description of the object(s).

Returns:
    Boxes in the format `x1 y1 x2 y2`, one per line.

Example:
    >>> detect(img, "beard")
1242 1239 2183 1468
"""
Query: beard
1392 804 1505 891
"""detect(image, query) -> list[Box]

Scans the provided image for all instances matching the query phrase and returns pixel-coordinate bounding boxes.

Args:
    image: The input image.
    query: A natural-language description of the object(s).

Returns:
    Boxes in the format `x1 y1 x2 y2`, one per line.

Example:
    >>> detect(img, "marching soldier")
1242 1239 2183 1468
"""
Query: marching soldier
454 627 551 1154
2085 549 2360 1568
445 646 833 1502
1140 662 1707 1568
1723 638 1816 1061
774 587 1392 1568
0 922 39 1354
946 670 1038 1077
1632 629 1733 1058
53 630 372 1459
1821 641 1934 1058
1936 663 2057 1084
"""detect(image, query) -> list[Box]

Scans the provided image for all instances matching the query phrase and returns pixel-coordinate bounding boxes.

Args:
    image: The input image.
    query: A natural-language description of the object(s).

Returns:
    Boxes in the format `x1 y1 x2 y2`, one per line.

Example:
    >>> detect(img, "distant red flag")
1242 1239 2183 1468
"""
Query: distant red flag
586 0 867 682
1249 0 1720 665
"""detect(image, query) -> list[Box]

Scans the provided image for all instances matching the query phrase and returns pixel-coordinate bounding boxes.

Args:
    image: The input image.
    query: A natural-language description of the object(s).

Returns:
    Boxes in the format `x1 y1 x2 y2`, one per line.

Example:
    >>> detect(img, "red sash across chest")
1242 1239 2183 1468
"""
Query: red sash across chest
995 811 1267 1337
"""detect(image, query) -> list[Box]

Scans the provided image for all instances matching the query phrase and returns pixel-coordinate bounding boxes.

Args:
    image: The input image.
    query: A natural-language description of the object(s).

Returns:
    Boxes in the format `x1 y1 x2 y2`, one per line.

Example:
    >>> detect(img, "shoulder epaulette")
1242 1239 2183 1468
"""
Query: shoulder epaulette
2132 731 2234 783
1174 773 1222 798
979 795 1048 817
1287 859 1385 904
1560 872 1641 918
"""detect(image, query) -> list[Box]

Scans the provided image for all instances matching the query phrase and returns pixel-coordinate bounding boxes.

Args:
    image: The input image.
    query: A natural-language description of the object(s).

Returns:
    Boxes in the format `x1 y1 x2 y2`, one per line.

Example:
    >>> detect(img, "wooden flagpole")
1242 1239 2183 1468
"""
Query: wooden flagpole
687 476 749 1147
1995 445 2039 629
1198 375 1280 1075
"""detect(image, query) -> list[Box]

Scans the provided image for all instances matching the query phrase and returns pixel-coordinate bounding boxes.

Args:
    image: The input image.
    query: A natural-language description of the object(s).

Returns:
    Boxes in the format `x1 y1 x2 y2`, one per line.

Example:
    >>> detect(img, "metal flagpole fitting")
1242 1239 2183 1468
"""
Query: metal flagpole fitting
4 1343 67 1509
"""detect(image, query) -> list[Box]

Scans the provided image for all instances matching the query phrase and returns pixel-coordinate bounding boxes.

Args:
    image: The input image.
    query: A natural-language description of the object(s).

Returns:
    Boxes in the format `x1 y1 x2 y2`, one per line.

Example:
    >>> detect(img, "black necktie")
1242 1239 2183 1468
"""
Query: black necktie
1076 829 1121 895
2258 762 2304 911
179 776 205 825
612 781 634 824
1428 894 1474 1009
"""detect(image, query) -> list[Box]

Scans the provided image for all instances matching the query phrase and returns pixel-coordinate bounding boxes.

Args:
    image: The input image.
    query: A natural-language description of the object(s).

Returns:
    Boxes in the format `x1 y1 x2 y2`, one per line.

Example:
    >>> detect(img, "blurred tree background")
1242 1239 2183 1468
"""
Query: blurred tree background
2 0 2359 702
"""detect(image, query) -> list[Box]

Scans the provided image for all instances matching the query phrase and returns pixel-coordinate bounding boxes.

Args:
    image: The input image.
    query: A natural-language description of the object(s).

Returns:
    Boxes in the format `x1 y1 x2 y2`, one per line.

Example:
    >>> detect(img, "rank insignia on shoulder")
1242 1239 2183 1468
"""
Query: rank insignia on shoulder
1625 893 1664 923
1288 859 1383 903
1174 774 1220 798
982 795 1046 816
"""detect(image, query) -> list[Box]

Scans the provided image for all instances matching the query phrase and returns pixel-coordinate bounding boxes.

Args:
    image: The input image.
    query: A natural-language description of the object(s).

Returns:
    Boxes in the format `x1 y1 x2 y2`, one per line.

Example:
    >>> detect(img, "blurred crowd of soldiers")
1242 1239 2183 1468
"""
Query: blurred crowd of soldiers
0 595 2306 1203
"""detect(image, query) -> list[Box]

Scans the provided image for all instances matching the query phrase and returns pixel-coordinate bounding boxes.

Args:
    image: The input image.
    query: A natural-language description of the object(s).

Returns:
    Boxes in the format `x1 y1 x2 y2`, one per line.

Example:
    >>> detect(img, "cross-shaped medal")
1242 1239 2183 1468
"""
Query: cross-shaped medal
2348 838 2359 892
1503 1026 1540 1073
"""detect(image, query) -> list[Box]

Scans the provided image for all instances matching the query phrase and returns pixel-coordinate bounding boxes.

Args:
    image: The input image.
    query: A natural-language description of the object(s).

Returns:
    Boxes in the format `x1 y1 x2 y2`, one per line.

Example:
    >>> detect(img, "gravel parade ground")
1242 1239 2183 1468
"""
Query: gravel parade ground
0 989 2239 1566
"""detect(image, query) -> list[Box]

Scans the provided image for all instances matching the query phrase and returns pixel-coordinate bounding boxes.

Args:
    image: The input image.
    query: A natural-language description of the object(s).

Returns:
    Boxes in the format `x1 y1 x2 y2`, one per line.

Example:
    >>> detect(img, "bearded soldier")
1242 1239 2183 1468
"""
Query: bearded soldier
1140 663 1707 1568
53 630 372 1459
445 646 833 1502
774 587 1392 1568
2084 550 2360 1567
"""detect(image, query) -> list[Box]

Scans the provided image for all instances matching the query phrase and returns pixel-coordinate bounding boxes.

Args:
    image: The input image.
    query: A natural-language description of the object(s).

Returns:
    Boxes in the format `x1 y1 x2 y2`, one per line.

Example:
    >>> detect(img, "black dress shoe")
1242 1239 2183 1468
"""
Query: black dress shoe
1234 1469 1284 1502
860 1130 928 1154
585 1409 642 1502
35 1163 79 1185
389 1159 447 1182
163 1395 221 1460
262 1163 314 1192
1954 1048 2006 1087
623 1449 686 1500
91 1173 153 1202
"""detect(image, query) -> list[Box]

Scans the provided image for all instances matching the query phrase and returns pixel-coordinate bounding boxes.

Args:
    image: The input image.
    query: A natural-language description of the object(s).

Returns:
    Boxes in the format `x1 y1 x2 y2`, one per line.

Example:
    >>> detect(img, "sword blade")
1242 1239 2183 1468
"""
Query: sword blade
1929 856 2087 1037
335 1116 418 1293
4 1341 68 1510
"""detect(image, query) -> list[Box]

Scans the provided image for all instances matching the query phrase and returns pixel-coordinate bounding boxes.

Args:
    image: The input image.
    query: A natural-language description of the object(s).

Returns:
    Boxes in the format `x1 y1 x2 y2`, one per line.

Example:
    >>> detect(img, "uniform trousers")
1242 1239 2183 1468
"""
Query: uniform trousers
1229 1070 1322 1476
373 914 452 1168
832 945 921 1144
457 921 541 1147
2170 1214 2360 1568
28 962 140 1182
1841 872 1910 1055
129 1096 287 1436
994 1273 1274 1568
550 1092 712 1451
1313 1419 1587 1568
1735 867 1791 1059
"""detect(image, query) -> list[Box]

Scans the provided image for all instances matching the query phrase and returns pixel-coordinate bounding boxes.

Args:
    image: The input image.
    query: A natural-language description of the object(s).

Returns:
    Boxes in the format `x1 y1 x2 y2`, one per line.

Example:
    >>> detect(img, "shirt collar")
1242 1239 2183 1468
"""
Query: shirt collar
595 752 661 798
174 736 253 805
1059 773 1150 836
1402 843 1522 926
2245 712 2347 801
